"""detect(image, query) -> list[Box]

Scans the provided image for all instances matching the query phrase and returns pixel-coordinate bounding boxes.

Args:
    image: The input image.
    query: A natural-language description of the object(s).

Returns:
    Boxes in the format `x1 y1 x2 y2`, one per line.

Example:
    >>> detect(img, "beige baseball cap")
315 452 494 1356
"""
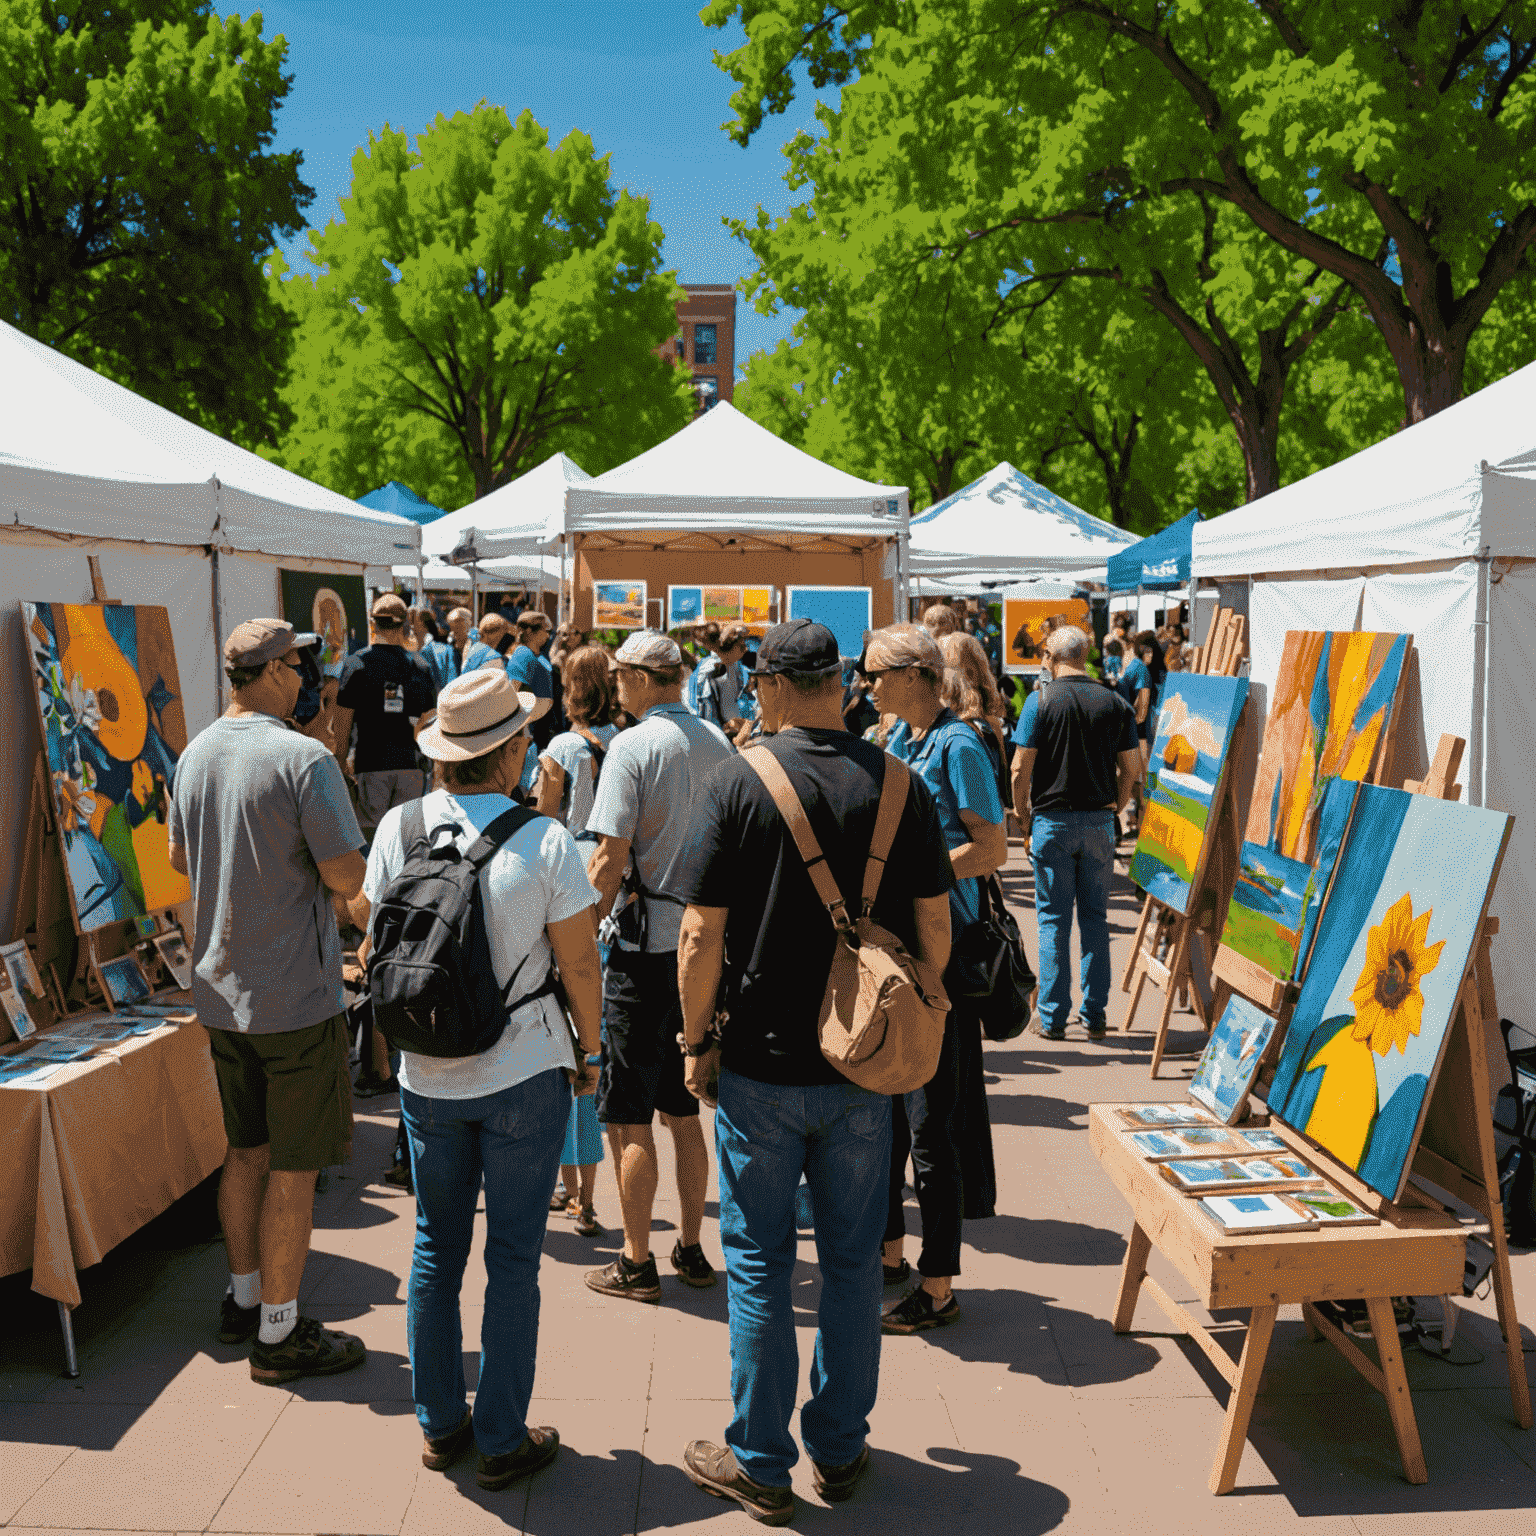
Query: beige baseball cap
225 618 299 668
371 593 408 626
614 630 682 669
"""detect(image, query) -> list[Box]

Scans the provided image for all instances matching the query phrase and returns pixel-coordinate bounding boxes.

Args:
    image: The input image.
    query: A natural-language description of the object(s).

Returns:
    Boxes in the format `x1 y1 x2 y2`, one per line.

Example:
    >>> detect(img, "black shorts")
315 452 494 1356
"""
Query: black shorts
596 949 698 1124
207 1014 353 1171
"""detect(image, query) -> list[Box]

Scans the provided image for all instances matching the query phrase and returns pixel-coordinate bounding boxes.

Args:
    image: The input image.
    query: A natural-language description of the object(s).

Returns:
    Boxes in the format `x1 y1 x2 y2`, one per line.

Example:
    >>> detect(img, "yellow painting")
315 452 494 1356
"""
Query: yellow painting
742 587 773 634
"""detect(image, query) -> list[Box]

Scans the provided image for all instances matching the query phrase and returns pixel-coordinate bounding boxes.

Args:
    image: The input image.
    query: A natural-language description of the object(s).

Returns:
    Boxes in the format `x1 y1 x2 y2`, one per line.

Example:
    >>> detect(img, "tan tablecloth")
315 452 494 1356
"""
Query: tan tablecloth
0 1019 227 1307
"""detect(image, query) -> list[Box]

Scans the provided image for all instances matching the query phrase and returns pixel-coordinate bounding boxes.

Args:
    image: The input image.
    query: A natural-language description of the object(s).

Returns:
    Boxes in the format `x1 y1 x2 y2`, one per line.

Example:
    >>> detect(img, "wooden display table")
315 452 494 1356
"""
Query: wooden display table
1089 1103 1472 1493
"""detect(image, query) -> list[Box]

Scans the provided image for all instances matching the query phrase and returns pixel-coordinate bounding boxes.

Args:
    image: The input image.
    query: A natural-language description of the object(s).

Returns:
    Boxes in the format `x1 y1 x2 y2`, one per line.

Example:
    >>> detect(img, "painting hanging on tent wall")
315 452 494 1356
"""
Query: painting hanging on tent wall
1268 785 1511 1202
279 570 366 680
20 602 192 933
1002 596 1091 674
593 581 646 629
1127 674 1249 915
1246 631 1409 864
667 586 703 629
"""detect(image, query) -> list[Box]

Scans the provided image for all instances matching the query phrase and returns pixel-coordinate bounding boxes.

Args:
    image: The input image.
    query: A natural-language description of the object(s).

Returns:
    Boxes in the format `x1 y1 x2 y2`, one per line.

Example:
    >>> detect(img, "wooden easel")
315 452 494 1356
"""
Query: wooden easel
1121 607 1248 1076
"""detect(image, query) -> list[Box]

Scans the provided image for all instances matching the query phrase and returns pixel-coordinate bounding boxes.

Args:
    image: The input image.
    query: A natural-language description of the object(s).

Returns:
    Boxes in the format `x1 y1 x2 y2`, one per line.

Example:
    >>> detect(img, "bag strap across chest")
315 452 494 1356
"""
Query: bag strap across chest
401 799 541 871
740 745 909 931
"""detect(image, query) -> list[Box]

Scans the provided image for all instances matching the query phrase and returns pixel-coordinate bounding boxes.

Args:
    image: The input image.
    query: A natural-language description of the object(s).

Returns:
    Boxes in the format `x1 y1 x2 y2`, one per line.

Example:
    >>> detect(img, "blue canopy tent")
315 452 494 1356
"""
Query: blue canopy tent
1105 508 1199 592
358 481 447 526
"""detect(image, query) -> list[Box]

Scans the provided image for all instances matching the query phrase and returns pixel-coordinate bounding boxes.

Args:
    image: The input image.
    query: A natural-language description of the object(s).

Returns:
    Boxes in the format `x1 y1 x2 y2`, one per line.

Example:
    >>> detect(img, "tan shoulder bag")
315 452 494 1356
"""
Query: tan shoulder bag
740 745 950 1094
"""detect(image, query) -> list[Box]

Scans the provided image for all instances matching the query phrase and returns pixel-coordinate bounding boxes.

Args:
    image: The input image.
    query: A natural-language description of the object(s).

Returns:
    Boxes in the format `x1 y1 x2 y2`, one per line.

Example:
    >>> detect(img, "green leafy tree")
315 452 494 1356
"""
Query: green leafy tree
0 1 312 443
272 104 694 505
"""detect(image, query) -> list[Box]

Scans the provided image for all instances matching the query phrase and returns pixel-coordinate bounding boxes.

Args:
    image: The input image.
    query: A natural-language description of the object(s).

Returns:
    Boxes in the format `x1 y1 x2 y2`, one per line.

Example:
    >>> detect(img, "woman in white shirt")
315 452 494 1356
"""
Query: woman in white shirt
359 669 602 1493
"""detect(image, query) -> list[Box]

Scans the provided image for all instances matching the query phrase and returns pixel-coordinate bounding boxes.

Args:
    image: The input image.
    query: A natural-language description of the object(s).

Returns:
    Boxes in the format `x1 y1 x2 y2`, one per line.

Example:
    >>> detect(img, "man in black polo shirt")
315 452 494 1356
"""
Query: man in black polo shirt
672 620 954 1524
331 594 439 842
1010 625 1141 1041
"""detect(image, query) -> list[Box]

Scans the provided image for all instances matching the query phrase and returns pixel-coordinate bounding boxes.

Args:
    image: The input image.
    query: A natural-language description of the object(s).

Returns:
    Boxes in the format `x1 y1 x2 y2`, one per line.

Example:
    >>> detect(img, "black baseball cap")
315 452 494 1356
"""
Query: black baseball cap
751 619 843 677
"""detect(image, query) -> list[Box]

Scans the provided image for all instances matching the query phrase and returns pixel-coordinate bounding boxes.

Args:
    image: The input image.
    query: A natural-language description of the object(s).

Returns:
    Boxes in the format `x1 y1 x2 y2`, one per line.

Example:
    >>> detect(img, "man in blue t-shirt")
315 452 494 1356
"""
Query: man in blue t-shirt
1011 626 1141 1041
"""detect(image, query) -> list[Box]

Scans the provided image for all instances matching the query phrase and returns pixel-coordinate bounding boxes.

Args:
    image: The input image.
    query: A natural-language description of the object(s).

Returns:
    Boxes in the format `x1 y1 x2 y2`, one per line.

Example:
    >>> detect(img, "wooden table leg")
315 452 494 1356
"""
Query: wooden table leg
1209 1302 1277 1495
1113 1223 1152 1334
1364 1296 1428 1484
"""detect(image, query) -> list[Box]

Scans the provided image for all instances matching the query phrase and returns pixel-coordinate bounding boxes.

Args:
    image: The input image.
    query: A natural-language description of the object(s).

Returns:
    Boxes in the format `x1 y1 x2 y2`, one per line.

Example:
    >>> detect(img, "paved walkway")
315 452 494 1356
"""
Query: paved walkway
4 846 1534 1534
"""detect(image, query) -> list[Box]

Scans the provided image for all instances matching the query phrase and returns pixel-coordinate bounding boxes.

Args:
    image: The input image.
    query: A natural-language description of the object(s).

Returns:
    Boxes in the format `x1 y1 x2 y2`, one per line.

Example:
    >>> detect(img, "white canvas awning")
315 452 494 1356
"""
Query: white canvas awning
908 462 1135 580
395 554 562 593
421 453 590 561
0 320 421 567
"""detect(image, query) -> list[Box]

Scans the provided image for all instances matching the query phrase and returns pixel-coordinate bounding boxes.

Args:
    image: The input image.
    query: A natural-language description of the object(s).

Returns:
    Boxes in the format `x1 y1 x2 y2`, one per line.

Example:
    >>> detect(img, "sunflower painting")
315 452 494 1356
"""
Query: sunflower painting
21 602 192 933
1246 631 1409 864
1269 785 1510 1201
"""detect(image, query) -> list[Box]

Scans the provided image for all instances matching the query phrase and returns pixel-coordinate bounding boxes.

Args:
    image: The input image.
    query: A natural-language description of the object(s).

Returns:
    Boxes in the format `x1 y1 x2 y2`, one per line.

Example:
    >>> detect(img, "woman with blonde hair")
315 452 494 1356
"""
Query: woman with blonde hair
939 631 1009 797
863 623 1004 1336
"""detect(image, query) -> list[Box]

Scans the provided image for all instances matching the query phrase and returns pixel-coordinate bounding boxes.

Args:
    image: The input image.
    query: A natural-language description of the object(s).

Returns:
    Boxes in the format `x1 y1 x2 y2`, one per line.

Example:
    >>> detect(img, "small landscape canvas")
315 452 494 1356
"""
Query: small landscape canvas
99 955 151 1007
1246 631 1408 864
153 931 194 991
1200 1193 1313 1234
1160 1154 1317 1192
0 986 36 1041
1128 675 1249 915
1129 1127 1250 1160
667 586 703 628
1288 1189 1378 1226
703 586 742 622
1187 996 1279 1123
1269 786 1511 1202
21 602 193 932
1234 1129 1289 1154
593 581 646 630
1117 1102 1222 1130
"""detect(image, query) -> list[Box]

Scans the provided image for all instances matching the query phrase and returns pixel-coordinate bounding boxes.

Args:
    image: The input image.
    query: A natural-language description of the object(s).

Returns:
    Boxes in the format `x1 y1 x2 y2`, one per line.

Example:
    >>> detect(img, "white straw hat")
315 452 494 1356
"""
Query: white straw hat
416 669 550 763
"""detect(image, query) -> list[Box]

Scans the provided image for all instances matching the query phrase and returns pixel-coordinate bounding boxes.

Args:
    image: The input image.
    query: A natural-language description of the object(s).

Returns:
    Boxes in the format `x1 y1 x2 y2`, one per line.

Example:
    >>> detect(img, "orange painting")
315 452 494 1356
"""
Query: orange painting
1002 596 1091 674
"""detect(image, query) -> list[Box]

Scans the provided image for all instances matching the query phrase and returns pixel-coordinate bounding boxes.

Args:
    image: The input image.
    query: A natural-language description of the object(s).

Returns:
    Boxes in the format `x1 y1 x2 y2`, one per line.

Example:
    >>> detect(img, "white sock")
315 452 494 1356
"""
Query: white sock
258 1299 298 1345
229 1270 261 1310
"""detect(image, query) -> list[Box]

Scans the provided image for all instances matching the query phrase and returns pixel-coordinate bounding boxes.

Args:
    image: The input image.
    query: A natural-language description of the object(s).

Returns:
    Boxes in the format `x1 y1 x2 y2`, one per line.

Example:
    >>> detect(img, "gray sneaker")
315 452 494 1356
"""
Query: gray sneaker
249 1315 366 1385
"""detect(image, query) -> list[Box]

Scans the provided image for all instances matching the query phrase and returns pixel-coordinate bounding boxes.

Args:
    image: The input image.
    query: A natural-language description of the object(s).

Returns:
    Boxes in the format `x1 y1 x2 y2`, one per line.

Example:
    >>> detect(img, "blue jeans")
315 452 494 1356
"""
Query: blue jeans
401 1068 571 1453
715 1070 892 1487
1032 809 1115 1031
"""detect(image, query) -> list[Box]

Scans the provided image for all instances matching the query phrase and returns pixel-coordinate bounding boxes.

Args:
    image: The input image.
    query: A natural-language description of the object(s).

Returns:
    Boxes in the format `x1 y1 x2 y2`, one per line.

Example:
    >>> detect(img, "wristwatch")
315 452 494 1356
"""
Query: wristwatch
677 1029 719 1058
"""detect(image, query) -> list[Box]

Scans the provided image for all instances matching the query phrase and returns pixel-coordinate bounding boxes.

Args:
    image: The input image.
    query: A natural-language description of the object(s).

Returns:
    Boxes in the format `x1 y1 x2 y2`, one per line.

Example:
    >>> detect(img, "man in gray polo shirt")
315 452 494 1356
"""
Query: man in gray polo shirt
168 618 370 1385
583 630 734 1303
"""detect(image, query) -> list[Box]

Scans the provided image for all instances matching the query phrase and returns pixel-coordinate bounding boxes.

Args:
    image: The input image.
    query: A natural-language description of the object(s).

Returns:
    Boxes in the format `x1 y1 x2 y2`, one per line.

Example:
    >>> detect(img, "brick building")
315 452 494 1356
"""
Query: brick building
660 284 736 414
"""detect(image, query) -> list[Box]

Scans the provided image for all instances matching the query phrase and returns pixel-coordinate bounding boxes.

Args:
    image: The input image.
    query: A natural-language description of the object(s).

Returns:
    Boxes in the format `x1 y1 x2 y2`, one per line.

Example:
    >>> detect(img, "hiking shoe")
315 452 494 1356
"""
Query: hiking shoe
217 1292 260 1344
683 1440 793 1526
249 1316 367 1384
811 1446 870 1503
585 1253 661 1303
883 1257 911 1288
881 1284 960 1335
477 1426 560 1490
353 1074 399 1100
383 1162 413 1191
574 1205 602 1237
1082 1018 1108 1040
1037 1023 1066 1041
422 1411 474 1471
671 1240 717 1288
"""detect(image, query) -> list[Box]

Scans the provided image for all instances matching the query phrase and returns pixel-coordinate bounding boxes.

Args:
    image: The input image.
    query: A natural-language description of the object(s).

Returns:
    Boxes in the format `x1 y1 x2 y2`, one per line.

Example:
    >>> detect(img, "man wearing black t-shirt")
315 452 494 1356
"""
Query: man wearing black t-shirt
673 620 954 1524
331 594 439 841
1010 626 1140 1041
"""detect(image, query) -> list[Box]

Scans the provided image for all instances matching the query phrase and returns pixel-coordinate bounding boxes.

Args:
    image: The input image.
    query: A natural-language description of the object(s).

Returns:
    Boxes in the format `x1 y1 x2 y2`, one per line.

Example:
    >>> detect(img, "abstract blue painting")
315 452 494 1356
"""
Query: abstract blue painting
667 586 703 628
1188 995 1280 1123
1269 786 1511 1201
785 586 872 660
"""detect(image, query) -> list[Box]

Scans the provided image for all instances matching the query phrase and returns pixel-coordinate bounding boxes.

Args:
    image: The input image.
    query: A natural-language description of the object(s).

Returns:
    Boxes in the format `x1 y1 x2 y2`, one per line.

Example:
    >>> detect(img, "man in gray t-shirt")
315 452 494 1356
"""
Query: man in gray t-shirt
583 631 734 1304
167 618 368 1386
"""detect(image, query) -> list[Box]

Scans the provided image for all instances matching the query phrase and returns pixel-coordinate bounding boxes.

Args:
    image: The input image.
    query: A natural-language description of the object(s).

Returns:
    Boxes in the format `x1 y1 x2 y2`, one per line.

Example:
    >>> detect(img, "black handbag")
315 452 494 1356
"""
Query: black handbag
948 874 1035 1041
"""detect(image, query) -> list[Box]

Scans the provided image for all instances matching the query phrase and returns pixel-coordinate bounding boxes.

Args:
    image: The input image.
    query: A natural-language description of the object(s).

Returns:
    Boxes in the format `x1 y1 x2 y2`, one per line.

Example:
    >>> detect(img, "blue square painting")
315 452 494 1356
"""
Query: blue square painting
1269 786 1511 1202
668 586 703 628
1188 995 1280 1123
785 587 872 660
1127 674 1248 914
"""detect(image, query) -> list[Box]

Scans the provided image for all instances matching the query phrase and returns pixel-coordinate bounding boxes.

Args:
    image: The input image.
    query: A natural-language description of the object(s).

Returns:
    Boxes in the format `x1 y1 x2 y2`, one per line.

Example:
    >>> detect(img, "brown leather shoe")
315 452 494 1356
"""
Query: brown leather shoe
422 1411 474 1471
811 1445 870 1502
682 1440 793 1526
476 1426 559 1490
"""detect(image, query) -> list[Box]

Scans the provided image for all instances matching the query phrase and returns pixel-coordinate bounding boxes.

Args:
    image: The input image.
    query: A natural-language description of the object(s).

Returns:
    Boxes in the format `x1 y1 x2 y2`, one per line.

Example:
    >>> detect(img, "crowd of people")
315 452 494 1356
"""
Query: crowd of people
164 586 1159 1524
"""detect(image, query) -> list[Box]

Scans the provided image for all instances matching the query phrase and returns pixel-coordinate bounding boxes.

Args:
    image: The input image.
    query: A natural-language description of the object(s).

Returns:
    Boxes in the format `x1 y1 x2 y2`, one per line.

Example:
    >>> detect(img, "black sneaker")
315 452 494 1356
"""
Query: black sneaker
477 1426 560 1490
811 1445 870 1503
671 1240 717 1288
217 1292 260 1344
249 1315 367 1385
881 1284 960 1335
353 1074 399 1100
882 1257 911 1288
584 1253 661 1303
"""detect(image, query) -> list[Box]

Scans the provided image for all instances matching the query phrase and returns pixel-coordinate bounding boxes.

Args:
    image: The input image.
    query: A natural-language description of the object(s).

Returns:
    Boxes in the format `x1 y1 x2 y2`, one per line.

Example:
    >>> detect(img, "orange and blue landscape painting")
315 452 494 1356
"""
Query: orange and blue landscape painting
1270 786 1511 1201
1128 675 1248 914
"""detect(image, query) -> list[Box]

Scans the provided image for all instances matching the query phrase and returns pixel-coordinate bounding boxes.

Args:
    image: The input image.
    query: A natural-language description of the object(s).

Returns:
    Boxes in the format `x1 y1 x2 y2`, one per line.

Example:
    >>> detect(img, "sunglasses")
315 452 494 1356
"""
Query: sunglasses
863 664 912 682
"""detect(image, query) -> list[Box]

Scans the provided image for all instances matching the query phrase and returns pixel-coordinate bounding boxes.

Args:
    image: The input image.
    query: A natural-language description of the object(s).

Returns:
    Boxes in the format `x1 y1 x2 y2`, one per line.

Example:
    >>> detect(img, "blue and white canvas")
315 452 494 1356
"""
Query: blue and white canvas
1127 674 1248 914
667 586 703 628
785 586 872 660
1188 995 1281 1123
1269 786 1511 1202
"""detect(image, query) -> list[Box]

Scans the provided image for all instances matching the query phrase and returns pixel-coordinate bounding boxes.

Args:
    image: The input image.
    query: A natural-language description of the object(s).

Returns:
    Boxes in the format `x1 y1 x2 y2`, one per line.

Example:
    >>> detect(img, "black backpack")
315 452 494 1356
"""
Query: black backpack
367 801 556 1058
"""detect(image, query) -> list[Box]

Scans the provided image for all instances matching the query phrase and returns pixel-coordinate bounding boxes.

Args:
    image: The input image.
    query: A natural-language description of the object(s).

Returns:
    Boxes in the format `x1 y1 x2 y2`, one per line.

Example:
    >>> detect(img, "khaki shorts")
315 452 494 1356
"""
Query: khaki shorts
354 768 429 840
207 1014 352 1171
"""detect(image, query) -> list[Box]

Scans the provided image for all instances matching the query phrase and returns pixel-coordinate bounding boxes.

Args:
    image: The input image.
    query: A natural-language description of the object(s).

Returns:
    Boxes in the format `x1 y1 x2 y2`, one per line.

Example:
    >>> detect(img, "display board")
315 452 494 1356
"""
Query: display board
1003 594 1091 674
19 602 192 933
1268 785 1512 1202
785 586 872 659
279 570 366 679
593 580 646 630
668 585 775 635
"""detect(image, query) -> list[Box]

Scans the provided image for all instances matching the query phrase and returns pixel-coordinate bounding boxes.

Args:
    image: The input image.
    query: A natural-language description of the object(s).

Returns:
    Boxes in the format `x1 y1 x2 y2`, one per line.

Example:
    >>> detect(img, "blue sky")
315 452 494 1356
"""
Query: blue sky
257 0 822 377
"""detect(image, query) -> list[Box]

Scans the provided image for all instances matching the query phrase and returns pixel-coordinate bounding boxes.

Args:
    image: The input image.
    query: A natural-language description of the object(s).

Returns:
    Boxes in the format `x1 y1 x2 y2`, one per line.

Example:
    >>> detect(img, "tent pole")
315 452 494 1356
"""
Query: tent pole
209 476 226 716
1471 551 1492 807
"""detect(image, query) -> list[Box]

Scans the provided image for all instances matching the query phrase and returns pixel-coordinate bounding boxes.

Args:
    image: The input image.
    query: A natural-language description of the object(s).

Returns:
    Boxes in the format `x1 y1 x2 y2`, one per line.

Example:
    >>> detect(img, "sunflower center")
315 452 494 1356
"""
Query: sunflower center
1374 950 1413 1010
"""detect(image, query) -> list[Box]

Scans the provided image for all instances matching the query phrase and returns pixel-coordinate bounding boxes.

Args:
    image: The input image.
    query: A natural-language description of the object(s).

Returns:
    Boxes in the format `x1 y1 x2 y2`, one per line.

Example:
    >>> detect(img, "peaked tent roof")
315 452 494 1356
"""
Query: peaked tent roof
1193 358 1536 577
1106 509 1200 591
0 320 421 566
908 462 1135 579
360 481 448 525
422 454 591 560
564 402 907 547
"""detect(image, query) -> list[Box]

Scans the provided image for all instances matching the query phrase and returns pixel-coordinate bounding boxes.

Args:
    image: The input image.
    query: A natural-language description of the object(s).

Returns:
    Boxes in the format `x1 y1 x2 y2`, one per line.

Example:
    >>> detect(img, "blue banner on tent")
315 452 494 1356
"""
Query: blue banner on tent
1106 508 1200 591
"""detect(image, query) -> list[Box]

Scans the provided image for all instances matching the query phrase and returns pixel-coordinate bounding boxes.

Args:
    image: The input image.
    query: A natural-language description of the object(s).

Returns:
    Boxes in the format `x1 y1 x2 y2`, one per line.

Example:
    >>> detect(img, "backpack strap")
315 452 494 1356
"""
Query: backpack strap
462 804 543 870
860 756 909 916
739 744 853 932
402 801 429 860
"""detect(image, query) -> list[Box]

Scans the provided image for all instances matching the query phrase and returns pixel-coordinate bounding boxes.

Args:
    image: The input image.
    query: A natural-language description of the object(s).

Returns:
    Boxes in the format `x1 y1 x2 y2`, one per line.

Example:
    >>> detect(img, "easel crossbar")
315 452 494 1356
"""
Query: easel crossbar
1301 1301 1387 1395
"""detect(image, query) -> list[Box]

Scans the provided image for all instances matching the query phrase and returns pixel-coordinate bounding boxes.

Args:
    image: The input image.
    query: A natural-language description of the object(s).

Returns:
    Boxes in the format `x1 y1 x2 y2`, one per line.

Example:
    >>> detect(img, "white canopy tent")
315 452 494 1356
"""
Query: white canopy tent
908 462 1136 587
0 320 421 933
1192 357 1536 1049
421 453 589 561
394 554 562 595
